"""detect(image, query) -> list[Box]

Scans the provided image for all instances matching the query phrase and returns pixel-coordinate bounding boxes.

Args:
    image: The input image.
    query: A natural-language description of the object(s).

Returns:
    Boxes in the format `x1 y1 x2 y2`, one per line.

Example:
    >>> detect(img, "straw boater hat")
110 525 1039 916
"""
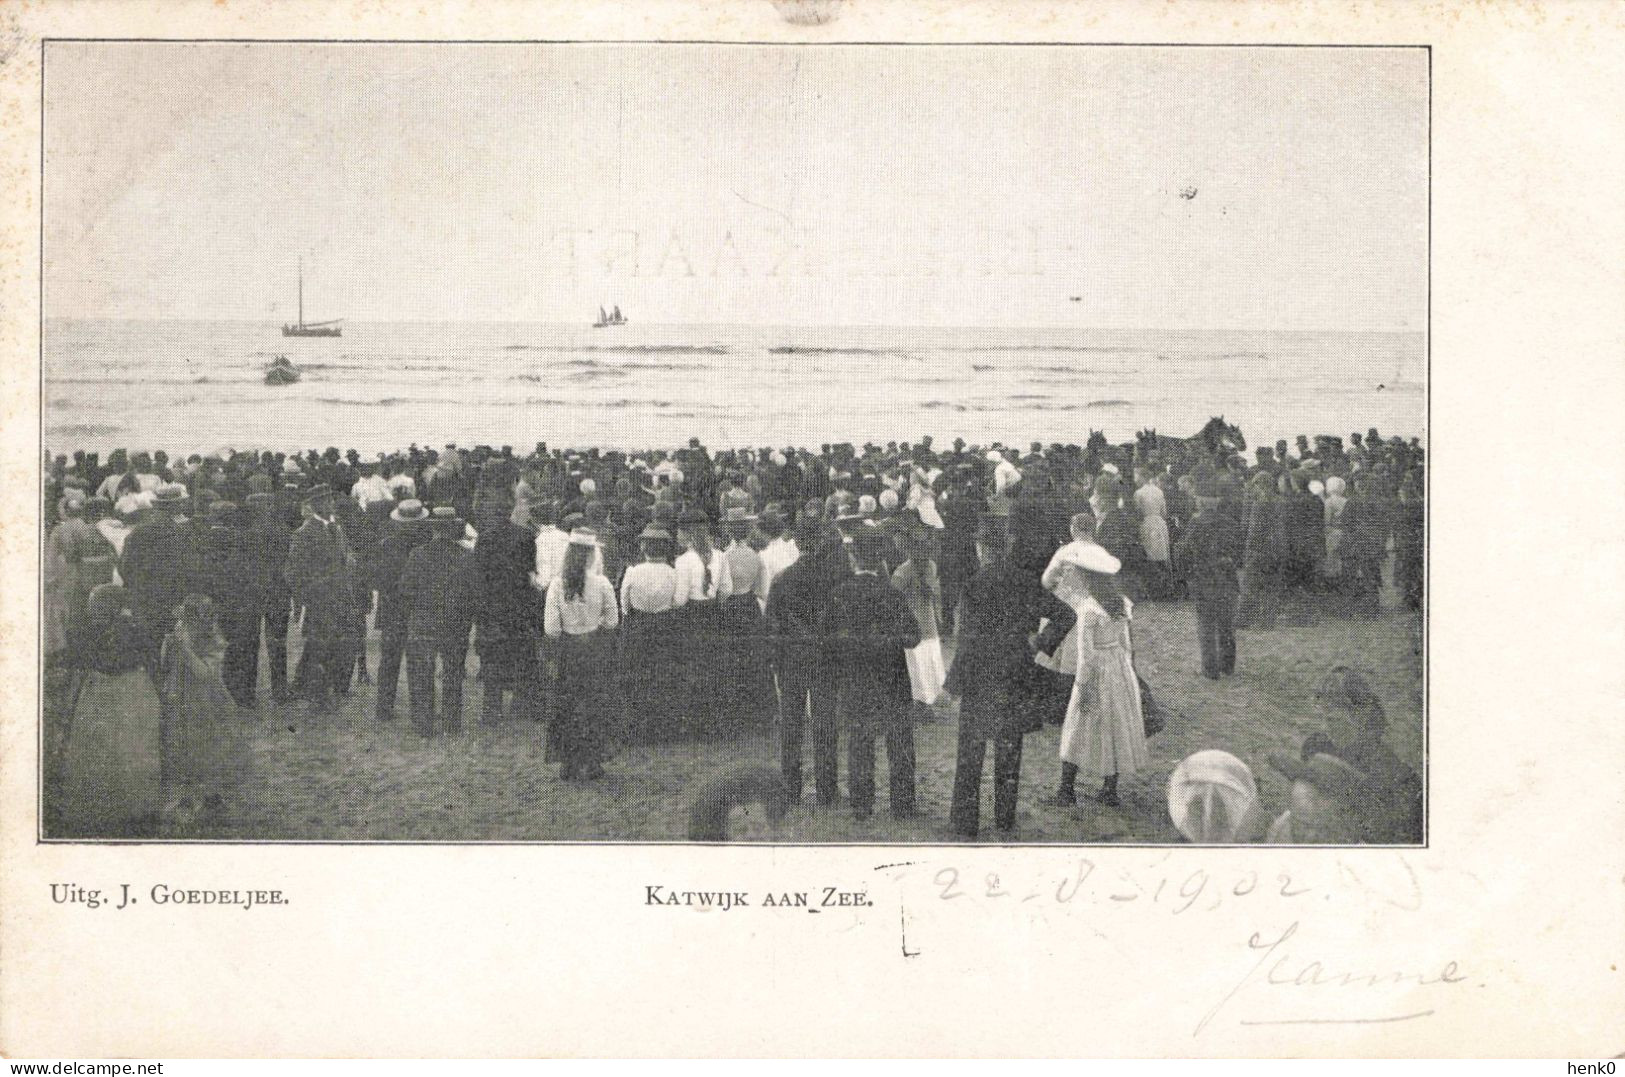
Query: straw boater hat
153 482 188 505
390 498 428 523
568 526 598 548
722 505 758 524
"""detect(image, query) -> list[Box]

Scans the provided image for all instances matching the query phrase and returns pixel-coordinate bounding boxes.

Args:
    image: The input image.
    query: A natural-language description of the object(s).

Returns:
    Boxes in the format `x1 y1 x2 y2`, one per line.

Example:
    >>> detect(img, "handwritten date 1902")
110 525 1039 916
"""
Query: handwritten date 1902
925 861 1312 915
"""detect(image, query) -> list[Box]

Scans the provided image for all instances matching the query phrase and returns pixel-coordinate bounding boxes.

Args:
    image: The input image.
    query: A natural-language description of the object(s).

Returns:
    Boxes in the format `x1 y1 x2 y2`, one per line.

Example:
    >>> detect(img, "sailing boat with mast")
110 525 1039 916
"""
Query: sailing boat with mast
282 257 343 338
593 304 627 328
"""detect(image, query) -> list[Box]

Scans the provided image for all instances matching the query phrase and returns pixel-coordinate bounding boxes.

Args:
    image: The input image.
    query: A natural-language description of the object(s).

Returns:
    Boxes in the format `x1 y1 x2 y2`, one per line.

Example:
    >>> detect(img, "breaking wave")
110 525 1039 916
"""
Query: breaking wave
503 344 730 355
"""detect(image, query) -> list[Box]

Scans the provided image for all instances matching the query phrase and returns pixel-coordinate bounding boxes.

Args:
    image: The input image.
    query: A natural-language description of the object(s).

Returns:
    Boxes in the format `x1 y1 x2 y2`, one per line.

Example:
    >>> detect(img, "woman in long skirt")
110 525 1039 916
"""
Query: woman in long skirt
672 509 733 735
1056 547 1148 807
618 525 682 742
55 584 163 838
158 594 247 827
545 529 621 779
44 492 116 664
718 512 775 729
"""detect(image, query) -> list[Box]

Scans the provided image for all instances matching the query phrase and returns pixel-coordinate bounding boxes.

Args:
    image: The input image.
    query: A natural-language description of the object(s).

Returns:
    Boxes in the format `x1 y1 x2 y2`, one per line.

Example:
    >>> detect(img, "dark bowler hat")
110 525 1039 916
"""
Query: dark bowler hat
390 498 428 523
206 501 238 525
245 492 276 512
676 508 710 527
301 483 333 505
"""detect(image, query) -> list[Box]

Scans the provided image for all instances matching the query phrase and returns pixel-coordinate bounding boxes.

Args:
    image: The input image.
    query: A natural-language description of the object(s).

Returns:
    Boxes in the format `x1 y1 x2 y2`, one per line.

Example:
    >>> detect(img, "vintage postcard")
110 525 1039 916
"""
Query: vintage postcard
1 0 1621 1060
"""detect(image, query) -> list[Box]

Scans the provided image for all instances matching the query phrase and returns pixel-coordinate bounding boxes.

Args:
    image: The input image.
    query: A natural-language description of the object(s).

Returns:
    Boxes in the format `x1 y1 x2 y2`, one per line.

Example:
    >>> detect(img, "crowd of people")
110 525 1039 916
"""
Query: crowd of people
41 423 1425 842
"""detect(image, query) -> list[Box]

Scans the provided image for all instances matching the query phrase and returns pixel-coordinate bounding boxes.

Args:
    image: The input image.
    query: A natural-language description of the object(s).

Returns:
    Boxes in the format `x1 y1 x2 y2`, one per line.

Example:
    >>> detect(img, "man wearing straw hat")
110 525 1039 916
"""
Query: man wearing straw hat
372 499 431 721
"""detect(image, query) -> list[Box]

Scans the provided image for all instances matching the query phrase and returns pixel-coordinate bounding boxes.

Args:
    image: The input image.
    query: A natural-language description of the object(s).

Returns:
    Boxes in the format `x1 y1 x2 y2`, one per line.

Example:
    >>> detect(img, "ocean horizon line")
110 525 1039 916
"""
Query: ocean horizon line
42 316 1425 337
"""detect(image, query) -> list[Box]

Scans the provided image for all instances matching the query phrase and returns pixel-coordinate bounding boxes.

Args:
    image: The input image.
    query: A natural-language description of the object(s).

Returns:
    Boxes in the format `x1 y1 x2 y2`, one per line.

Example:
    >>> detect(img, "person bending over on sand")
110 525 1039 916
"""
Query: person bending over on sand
1293 667 1422 844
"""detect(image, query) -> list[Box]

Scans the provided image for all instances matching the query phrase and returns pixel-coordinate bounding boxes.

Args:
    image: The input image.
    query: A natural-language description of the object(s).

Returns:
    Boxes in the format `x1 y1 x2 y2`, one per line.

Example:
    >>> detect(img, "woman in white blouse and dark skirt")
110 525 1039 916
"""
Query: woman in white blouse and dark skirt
618 524 681 742
544 527 620 779
673 508 733 734
718 507 775 730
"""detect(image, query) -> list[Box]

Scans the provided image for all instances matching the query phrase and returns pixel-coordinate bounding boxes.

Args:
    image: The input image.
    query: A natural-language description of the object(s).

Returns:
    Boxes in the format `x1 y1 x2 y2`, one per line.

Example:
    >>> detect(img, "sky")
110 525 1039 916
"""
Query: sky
44 43 1427 330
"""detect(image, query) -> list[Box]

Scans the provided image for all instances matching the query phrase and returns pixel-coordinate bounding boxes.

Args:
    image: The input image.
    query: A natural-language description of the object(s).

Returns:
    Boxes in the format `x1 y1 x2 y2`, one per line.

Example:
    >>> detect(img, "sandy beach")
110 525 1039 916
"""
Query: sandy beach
49 576 1420 844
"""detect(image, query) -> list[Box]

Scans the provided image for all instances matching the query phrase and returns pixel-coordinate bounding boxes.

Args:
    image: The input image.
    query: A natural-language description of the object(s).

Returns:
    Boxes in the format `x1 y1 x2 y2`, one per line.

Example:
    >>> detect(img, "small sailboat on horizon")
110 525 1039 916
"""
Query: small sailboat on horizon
593 304 627 328
282 258 343 338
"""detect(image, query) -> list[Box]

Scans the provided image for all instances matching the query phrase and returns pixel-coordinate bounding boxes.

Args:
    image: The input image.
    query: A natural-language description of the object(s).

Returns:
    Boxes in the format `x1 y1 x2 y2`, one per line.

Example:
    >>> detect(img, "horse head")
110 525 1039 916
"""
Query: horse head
1201 415 1244 453
1085 429 1108 453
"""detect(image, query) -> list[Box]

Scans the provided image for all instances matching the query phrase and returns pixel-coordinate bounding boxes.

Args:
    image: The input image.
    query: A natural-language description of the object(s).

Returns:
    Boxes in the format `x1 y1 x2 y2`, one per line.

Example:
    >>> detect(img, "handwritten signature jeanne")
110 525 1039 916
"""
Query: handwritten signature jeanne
1195 920 1470 1037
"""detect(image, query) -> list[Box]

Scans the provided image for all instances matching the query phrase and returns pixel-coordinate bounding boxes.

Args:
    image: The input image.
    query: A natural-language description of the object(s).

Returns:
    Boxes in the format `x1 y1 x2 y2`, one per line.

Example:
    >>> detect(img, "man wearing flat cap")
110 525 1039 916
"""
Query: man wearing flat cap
286 484 358 711
817 526 921 820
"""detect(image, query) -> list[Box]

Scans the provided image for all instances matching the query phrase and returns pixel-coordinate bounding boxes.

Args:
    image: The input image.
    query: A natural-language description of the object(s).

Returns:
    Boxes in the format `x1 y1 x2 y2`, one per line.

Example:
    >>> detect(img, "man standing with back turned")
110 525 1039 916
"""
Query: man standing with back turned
818 527 920 821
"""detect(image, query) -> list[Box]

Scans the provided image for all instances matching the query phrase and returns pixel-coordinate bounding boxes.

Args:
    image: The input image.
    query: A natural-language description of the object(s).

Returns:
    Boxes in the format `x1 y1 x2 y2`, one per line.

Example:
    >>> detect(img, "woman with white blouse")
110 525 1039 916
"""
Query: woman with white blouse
673 509 732 734
618 524 681 742
544 528 620 779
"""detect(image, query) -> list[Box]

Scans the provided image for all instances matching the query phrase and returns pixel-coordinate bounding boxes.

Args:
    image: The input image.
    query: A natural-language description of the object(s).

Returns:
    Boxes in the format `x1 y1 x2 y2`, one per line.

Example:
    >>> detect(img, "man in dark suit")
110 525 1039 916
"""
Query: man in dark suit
240 493 292 705
118 482 198 678
285 484 357 711
471 489 543 725
243 492 293 703
1177 492 1243 680
818 526 920 820
400 508 475 736
765 523 847 806
945 513 1074 837
371 498 430 721
198 501 259 707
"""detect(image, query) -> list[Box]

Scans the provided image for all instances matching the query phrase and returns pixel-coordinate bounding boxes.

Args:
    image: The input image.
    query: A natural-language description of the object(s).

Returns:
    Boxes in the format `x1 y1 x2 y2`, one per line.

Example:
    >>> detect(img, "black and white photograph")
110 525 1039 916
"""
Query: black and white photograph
39 40 1427 845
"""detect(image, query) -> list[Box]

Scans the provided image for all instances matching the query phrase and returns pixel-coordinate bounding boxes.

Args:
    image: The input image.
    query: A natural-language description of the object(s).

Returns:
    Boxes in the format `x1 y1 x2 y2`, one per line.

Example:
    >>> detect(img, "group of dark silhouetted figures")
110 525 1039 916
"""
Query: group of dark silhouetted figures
42 423 1423 841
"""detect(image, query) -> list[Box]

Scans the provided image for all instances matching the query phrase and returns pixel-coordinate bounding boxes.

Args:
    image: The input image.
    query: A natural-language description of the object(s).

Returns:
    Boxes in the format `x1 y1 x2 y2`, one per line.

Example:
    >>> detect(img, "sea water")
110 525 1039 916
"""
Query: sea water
43 320 1424 455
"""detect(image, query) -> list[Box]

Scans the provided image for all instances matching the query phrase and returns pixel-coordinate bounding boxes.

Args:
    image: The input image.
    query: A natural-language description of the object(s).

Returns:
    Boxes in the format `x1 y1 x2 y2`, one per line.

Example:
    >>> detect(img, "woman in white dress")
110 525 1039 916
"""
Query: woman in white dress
1055 544 1148 807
